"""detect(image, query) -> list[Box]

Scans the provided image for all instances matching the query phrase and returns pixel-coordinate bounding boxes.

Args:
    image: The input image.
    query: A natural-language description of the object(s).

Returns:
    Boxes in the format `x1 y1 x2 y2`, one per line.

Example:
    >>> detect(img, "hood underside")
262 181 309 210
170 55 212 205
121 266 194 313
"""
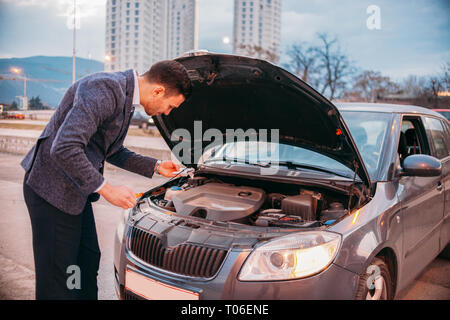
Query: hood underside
153 53 371 187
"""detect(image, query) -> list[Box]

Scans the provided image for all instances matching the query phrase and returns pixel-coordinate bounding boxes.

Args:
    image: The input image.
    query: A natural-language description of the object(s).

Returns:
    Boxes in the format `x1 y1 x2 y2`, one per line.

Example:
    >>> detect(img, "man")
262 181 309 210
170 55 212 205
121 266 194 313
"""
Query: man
21 60 192 300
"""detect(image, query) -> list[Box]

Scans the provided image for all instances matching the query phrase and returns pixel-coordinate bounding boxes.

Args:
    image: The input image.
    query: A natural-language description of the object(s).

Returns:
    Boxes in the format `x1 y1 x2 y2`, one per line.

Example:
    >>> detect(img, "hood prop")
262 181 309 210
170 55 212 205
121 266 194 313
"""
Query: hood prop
347 160 360 212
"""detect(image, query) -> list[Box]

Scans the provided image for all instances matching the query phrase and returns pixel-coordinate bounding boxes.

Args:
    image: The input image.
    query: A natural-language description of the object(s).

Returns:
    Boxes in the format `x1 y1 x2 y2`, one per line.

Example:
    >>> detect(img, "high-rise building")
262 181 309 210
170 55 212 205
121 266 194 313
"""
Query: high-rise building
233 0 282 64
167 0 199 59
105 0 198 74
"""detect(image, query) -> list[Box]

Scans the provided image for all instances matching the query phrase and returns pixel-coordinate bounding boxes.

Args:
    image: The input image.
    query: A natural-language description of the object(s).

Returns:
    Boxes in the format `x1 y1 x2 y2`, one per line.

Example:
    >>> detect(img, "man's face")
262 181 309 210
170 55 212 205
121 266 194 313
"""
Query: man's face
141 84 185 116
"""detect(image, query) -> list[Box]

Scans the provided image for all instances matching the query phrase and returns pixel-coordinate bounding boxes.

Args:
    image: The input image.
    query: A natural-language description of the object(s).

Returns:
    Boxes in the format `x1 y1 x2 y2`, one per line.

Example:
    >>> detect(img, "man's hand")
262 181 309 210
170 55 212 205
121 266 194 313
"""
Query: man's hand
97 182 136 209
156 160 180 177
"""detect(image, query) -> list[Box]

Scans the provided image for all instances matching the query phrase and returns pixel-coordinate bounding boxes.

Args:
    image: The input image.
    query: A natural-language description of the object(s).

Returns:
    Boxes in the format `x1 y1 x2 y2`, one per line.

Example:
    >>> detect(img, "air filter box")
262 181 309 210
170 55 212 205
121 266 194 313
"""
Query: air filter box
281 195 317 220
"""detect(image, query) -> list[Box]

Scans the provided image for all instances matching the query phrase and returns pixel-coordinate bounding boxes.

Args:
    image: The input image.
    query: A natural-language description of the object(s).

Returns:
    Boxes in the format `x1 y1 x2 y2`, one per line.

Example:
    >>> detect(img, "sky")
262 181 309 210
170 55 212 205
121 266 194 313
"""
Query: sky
0 0 449 80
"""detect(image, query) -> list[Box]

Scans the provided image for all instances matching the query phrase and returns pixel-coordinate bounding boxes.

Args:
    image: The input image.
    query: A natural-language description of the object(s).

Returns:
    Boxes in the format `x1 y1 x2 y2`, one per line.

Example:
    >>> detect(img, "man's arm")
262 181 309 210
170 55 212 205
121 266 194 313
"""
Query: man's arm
106 146 158 178
107 146 181 178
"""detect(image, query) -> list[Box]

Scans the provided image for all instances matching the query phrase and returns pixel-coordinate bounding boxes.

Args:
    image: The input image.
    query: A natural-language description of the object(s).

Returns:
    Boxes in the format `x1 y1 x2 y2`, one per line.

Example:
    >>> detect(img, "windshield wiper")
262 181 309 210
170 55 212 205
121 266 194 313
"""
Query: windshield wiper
204 158 351 178
203 157 271 168
273 161 353 179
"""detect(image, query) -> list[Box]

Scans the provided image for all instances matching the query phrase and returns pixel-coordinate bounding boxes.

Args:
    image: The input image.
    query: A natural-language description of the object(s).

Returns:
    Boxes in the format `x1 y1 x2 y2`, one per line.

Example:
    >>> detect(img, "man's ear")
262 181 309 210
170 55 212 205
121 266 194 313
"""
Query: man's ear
152 86 165 97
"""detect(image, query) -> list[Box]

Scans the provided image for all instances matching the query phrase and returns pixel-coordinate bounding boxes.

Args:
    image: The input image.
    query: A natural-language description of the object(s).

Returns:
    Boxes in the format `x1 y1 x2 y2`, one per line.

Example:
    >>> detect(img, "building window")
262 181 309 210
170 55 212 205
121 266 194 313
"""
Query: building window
126 2 130 8
135 10 139 15
135 2 139 8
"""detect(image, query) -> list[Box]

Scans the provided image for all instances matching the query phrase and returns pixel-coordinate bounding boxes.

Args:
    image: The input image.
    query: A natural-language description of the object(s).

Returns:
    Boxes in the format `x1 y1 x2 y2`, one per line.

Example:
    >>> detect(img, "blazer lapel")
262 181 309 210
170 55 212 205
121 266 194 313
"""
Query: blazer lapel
106 69 135 158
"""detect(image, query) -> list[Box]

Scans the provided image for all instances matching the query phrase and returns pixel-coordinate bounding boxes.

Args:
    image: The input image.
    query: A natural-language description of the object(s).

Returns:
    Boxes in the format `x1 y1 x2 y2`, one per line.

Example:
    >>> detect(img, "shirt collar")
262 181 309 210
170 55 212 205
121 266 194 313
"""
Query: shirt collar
132 70 140 106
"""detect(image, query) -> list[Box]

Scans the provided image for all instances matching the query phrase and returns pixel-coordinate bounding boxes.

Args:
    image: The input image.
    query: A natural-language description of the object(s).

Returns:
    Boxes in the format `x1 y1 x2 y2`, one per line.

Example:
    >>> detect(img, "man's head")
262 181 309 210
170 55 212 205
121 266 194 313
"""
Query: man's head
138 60 192 116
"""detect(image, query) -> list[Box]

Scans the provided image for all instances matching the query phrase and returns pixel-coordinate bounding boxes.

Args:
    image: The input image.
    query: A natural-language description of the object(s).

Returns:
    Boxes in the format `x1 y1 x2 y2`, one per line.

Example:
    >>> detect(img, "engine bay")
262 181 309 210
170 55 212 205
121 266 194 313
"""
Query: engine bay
149 174 355 229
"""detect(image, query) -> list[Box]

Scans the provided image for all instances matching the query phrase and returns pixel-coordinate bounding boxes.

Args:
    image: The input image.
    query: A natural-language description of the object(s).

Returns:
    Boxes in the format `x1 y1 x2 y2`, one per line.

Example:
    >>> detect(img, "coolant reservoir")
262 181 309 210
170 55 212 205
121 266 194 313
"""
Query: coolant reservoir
164 186 184 201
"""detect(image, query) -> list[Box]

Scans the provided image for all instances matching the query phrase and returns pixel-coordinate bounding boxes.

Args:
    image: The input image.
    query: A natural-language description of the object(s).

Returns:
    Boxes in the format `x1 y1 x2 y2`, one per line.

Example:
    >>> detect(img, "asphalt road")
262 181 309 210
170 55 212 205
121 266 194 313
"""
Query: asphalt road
0 152 449 300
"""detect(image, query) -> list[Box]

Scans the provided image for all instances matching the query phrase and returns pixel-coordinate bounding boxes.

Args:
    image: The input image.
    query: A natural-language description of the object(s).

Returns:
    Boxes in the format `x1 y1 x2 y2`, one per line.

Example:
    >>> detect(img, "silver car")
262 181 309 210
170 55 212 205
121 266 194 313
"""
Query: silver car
114 54 450 300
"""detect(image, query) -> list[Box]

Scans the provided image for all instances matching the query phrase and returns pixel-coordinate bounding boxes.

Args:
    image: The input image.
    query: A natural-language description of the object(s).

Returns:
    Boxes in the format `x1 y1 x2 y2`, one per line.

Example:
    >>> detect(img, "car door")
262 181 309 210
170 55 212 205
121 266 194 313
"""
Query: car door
423 116 450 252
397 115 444 286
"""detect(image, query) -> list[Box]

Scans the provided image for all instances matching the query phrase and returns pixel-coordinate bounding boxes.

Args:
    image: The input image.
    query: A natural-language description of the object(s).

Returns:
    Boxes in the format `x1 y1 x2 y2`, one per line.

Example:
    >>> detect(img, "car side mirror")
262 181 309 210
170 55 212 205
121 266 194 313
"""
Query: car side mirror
398 154 442 177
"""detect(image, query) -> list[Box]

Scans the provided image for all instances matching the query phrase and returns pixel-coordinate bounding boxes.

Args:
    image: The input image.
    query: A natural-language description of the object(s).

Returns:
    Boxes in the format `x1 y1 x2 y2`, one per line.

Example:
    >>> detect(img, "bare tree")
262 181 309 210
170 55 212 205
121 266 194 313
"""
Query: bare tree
284 43 318 85
314 33 355 100
441 62 449 91
402 75 427 97
350 70 396 102
236 43 279 64
284 33 355 99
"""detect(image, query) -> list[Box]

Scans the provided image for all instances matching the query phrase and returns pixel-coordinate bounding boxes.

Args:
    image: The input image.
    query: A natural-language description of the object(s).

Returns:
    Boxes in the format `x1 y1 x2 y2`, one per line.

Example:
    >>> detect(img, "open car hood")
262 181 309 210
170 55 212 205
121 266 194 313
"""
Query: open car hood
153 53 371 188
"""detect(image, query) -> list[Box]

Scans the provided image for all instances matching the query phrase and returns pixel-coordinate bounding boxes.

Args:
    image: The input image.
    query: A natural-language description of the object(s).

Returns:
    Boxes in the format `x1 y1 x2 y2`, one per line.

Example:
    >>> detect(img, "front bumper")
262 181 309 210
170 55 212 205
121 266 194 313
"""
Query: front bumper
114 226 360 300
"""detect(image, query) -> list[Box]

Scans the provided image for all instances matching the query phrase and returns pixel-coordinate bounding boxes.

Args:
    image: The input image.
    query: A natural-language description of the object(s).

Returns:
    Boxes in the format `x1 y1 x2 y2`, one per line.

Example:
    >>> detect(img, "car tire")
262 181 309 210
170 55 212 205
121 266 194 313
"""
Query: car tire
354 257 394 300
439 243 450 260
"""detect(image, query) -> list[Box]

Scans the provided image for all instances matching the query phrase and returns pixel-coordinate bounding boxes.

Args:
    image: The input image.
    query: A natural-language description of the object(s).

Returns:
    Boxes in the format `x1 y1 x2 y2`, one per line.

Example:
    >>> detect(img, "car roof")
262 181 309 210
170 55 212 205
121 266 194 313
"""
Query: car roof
335 102 447 119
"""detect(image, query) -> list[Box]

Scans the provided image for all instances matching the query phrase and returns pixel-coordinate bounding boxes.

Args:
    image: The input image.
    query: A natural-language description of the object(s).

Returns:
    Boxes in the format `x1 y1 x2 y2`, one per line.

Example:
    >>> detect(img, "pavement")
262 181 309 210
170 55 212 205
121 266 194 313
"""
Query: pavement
0 151 449 300
0 152 170 300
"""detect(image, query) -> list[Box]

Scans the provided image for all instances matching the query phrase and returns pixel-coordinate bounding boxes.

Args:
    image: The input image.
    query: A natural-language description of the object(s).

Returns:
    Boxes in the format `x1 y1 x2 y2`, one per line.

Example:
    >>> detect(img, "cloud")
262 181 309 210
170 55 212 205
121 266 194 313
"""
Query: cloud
281 11 325 44
198 0 233 53
0 0 106 18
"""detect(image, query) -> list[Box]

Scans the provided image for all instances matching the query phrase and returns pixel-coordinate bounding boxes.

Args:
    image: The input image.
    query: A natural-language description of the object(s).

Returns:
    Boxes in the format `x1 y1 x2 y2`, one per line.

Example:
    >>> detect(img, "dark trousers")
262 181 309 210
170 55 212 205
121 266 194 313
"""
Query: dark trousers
23 175 101 300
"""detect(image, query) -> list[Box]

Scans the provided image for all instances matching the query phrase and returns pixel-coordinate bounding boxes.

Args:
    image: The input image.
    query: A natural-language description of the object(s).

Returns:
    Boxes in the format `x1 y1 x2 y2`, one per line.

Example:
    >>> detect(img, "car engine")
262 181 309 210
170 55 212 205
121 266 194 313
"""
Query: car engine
151 175 350 228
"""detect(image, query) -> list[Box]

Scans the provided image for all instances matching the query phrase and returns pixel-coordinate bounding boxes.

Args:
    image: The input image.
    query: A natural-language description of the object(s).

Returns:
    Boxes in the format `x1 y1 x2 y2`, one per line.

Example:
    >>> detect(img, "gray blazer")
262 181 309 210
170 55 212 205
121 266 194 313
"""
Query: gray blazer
21 69 158 215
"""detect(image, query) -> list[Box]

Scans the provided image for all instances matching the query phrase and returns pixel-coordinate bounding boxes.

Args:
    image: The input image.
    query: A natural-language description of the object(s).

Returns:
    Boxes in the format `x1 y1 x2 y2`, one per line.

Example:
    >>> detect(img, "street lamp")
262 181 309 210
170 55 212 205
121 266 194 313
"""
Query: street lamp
10 67 28 110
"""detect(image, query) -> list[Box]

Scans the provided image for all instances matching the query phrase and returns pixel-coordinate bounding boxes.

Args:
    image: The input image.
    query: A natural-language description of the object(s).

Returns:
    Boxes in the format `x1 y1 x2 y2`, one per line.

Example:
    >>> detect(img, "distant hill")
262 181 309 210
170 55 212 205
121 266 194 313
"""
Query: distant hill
0 56 104 108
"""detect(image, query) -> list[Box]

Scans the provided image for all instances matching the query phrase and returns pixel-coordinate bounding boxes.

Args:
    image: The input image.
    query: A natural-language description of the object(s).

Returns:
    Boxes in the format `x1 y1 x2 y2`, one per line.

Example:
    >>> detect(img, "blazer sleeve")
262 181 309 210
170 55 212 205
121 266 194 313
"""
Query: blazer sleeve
106 146 158 178
50 77 121 196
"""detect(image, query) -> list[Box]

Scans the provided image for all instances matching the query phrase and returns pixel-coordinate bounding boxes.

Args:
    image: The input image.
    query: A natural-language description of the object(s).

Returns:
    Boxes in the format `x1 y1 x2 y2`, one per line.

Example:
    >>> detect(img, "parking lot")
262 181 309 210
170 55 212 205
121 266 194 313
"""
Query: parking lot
0 152 449 300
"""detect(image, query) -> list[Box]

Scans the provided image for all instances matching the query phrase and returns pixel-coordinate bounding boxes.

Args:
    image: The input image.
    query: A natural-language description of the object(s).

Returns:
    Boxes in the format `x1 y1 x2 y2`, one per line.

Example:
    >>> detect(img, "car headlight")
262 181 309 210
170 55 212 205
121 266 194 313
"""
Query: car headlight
238 231 341 281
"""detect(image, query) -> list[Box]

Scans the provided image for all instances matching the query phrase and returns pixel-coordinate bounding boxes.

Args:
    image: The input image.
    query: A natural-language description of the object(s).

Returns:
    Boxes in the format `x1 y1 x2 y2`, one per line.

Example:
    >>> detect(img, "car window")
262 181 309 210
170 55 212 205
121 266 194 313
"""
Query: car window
397 117 431 167
423 117 449 159
435 111 450 121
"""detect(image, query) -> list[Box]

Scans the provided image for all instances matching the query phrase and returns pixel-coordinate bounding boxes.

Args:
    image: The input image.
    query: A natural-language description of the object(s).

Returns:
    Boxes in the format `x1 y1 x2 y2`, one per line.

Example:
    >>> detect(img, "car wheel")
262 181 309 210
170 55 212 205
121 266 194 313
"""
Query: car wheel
355 257 393 300
439 243 450 260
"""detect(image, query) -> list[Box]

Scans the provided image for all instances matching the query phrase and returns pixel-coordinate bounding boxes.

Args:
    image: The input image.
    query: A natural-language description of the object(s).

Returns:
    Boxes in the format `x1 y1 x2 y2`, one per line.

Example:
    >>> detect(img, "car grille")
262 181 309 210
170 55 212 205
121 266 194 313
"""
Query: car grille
129 226 228 278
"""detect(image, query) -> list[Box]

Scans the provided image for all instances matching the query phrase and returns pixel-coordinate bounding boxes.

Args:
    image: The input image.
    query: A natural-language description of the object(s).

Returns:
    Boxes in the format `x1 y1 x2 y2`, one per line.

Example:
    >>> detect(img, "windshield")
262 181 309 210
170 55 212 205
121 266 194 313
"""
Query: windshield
340 111 392 179
205 140 356 178
202 111 391 180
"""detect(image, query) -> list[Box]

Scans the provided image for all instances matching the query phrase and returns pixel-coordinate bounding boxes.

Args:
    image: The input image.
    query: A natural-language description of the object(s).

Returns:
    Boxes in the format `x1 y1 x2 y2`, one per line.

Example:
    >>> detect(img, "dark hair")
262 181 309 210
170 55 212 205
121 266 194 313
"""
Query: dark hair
143 60 192 99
